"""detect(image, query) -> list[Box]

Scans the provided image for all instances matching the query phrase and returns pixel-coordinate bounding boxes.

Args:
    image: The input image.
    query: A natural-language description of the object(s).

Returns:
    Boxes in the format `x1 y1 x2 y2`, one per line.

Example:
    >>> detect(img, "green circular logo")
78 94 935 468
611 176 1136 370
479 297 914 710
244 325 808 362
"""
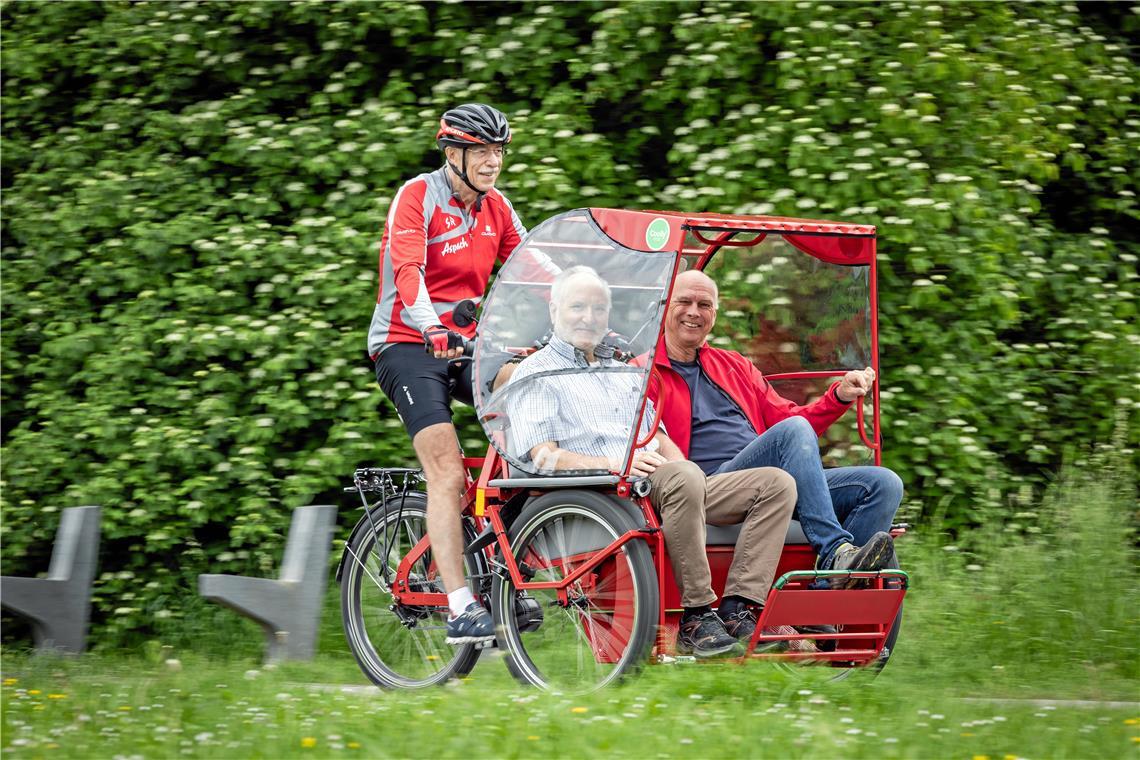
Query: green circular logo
645 217 671 251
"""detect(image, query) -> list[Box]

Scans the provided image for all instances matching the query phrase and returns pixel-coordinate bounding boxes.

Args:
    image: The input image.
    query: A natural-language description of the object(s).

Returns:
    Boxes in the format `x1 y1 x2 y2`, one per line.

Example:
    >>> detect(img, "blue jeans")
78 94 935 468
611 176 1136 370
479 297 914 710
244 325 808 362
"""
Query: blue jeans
712 416 904 567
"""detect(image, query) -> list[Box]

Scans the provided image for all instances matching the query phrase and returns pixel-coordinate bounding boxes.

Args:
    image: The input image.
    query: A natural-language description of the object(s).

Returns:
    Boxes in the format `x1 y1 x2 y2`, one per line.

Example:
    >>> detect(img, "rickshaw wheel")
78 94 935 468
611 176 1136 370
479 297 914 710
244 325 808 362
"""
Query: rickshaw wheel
340 493 482 689
491 490 658 692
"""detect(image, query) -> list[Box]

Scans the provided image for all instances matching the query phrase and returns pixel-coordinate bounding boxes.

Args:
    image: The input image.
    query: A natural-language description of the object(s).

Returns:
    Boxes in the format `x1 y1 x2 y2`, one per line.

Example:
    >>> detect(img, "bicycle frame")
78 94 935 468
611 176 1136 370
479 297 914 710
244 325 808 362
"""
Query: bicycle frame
385 445 662 609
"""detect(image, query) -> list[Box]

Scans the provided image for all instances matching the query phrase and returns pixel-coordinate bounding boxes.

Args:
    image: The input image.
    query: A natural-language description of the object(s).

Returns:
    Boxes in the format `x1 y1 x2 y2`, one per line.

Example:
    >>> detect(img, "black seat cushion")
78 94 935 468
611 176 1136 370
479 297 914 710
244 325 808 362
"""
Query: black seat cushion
705 520 809 546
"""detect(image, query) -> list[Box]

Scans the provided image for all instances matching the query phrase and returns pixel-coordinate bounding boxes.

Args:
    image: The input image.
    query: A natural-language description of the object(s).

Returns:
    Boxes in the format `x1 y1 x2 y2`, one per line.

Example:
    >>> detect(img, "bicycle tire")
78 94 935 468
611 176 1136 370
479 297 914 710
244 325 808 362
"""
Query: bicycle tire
491 490 658 692
340 493 481 688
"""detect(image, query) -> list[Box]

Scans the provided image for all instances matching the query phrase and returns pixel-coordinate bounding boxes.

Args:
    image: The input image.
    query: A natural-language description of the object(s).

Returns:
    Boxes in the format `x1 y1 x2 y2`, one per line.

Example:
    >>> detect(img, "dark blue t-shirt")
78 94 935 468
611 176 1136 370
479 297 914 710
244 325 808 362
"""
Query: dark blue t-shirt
671 357 757 475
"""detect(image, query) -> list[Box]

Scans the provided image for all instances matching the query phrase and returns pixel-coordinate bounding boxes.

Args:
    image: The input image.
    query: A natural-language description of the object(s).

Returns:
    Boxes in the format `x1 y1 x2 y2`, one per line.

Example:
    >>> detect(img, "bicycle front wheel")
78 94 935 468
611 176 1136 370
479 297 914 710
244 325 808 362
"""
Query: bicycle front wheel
491 490 658 692
340 493 481 688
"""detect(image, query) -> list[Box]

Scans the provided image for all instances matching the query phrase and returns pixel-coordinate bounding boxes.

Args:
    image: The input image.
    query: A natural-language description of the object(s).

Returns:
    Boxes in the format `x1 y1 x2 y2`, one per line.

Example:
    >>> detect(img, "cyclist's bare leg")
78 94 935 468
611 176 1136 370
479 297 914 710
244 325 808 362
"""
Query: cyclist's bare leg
413 422 468 594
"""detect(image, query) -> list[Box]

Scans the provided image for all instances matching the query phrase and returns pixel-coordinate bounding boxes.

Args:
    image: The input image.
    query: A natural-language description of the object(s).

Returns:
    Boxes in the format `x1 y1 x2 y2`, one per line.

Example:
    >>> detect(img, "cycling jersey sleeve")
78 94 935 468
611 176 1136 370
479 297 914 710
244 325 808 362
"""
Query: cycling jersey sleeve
388 180 441 332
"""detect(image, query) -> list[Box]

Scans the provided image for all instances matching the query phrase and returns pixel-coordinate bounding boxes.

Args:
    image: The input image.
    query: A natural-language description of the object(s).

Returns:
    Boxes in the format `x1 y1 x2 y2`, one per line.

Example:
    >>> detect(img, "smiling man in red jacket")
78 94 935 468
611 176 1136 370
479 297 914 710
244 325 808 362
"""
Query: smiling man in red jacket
646 269 903 629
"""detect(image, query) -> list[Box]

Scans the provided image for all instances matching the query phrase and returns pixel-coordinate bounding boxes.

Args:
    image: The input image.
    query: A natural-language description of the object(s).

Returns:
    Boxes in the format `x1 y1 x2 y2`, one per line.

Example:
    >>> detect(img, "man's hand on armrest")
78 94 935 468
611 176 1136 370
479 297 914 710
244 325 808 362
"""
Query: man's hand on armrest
529 443 609 473
623 450 667 477
836 367 876 403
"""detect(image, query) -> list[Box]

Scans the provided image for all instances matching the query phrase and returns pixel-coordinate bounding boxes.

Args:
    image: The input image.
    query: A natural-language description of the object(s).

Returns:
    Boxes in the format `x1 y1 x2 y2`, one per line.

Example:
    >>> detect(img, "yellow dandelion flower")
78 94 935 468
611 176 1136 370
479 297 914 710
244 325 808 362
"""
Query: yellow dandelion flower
972 755 989 760
961 732 975 737
1125 718 1139 725
527 735 541 741
3 678 17 686
48 694 66 700
571 707 589 714
118 706 132 711
28 689 41 695
1132 737 1140 744
1004 755 1018 760
301 737 317 748
347 742 361 750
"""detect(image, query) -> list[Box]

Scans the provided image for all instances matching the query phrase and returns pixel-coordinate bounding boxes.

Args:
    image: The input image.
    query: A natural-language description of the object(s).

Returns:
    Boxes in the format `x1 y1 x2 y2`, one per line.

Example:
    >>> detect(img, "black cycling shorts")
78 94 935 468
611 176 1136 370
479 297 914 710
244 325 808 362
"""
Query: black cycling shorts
374 342 474 440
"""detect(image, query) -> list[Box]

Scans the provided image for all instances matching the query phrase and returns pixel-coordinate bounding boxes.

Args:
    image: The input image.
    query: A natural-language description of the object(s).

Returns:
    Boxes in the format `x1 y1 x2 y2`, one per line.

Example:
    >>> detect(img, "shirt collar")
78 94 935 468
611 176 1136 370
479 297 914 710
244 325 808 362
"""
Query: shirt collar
655 334 708 369
548 334 604 368
437 165 474 214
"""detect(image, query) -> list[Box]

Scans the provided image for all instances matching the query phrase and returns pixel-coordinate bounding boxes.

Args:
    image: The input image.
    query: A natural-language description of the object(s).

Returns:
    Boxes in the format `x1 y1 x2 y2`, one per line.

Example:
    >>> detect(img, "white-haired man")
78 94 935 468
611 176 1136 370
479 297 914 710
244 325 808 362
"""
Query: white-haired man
505 267 797 656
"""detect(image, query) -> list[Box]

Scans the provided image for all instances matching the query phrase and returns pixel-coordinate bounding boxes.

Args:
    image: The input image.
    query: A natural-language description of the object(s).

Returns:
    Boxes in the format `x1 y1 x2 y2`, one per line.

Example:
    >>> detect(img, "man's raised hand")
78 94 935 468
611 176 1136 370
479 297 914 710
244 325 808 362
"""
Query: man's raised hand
837 367 876 403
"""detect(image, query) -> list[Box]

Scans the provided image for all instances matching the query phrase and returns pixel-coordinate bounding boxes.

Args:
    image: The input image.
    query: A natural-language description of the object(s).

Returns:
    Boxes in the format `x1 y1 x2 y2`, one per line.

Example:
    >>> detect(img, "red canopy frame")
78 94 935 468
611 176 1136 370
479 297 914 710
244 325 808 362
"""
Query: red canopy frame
586 207 882 464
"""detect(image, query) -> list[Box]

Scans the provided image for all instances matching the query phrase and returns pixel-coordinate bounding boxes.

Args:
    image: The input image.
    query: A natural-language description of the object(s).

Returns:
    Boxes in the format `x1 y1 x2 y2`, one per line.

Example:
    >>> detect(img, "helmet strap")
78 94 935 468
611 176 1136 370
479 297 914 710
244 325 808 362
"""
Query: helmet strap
446 148 487 212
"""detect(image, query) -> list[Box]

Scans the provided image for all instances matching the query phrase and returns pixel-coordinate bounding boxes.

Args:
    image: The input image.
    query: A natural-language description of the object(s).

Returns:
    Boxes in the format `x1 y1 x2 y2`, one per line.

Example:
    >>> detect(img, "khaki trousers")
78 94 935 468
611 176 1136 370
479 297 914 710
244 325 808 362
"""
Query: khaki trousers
649 460 796 608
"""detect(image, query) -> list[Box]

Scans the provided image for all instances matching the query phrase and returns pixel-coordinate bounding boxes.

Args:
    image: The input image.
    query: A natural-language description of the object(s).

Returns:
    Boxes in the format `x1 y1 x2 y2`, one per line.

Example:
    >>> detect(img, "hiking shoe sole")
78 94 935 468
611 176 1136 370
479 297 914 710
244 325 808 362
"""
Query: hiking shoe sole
832 533 894 588
677 640 742 658
445 633 496 645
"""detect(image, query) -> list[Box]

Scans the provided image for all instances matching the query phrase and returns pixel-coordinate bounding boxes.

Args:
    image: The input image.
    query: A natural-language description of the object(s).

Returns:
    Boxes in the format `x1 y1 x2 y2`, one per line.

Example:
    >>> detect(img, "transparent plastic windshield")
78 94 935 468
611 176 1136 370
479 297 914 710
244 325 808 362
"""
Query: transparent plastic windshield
474 210 676 476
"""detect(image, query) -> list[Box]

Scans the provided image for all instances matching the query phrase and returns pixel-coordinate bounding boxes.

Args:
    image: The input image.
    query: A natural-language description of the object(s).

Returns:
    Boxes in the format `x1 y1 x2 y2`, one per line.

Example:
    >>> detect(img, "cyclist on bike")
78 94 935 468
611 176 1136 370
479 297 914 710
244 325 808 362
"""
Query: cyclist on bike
368 103 532 644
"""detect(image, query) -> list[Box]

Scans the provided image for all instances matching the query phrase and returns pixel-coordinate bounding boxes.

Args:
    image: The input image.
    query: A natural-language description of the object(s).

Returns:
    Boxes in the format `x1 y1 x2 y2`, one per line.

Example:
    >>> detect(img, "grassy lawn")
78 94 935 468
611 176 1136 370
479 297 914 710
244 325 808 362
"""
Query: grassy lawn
3 465 1136 758
2 648 1136 759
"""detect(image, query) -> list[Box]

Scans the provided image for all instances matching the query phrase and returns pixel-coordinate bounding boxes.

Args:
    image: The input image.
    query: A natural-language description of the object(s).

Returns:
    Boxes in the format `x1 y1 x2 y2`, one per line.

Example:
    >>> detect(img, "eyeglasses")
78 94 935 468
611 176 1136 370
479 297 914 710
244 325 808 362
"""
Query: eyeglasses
467 145 507 159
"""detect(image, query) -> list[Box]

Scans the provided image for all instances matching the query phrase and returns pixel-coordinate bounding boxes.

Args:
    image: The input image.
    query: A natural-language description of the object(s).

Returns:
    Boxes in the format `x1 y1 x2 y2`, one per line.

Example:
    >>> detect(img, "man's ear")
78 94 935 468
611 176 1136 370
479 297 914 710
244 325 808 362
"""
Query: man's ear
548 302 557 322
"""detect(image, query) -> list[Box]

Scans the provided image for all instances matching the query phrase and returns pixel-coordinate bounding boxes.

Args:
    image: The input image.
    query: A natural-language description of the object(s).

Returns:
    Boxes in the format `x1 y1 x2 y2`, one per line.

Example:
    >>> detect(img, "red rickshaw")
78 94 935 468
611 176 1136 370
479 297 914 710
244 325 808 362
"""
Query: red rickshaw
339 208 907 691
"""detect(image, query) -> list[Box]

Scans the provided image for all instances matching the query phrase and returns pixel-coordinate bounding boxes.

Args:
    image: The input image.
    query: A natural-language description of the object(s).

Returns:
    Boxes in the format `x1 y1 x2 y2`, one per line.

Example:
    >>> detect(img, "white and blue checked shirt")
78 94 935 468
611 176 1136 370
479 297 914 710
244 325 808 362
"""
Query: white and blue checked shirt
505 335 659 473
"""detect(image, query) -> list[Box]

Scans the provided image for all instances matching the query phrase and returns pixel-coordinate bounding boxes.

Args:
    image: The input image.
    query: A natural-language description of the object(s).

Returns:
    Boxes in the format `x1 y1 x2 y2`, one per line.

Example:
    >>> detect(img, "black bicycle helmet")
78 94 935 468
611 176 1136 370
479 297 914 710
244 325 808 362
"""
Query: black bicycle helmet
436 103 512 149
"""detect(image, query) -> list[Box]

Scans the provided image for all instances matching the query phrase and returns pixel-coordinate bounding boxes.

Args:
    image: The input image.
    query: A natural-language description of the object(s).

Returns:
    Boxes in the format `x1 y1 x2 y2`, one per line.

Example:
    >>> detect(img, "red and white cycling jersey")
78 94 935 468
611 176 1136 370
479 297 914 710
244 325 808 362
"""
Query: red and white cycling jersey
368 166 526 357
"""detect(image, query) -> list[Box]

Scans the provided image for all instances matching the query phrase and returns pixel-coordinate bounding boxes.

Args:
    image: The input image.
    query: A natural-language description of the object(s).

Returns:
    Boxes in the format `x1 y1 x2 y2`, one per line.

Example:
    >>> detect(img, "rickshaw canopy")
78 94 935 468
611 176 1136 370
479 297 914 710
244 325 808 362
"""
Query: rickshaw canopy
472 208 880 478
588 208 876 266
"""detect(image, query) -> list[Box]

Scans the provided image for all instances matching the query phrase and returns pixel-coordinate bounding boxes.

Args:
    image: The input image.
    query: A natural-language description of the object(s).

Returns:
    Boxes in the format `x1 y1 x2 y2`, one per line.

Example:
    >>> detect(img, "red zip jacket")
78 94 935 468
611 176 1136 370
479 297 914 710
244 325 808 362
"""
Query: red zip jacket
368 166 526 357
641 334 852 456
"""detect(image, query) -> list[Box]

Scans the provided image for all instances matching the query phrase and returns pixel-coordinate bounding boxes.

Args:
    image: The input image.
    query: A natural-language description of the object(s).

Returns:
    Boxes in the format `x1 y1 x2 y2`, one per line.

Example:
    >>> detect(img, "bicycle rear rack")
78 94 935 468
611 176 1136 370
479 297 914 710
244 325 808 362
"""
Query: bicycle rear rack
345 467 424 496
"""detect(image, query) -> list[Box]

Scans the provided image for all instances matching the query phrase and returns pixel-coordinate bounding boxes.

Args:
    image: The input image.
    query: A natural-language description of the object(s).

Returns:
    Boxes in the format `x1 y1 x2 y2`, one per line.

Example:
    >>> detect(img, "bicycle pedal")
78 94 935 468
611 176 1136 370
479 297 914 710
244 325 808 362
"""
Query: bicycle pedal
474 638 498 650
656 654 696 664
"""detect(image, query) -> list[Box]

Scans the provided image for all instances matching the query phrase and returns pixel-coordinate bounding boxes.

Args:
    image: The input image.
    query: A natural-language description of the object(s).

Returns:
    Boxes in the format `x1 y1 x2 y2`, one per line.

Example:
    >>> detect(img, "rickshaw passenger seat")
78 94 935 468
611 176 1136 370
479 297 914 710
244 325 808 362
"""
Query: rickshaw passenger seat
705 520 809 546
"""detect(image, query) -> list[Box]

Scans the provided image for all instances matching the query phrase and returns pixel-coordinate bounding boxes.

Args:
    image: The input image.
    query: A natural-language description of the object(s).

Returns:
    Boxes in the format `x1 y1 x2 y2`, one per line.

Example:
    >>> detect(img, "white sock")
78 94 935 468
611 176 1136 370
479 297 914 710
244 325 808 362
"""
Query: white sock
447 587 477 618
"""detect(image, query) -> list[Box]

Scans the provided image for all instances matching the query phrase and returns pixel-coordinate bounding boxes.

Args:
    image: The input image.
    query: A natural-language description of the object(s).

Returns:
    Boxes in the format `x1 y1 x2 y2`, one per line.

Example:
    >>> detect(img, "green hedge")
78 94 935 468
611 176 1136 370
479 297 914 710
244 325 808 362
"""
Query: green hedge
2 1 1136 641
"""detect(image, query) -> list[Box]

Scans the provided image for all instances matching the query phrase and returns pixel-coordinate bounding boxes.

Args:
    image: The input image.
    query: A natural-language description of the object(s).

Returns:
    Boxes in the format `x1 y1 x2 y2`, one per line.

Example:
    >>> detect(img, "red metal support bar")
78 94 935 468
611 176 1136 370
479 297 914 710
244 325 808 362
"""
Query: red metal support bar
688 229 766 248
